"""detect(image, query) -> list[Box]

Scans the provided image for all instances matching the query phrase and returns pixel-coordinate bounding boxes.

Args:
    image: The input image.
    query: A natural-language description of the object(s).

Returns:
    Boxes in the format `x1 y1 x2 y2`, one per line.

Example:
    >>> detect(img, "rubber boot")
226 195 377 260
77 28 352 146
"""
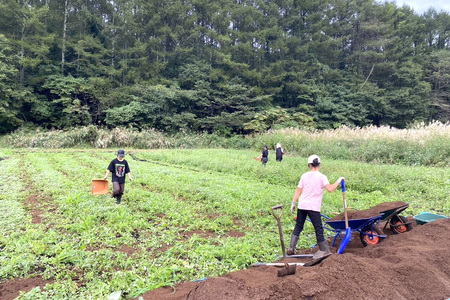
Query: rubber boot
116 195 122 204
287 235 299 255
313 240 332 260
318 240 331 252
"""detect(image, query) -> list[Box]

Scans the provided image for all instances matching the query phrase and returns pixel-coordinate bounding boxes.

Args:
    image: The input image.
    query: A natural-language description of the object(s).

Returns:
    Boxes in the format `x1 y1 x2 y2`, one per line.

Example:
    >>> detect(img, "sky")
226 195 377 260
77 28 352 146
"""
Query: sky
392 0 450 14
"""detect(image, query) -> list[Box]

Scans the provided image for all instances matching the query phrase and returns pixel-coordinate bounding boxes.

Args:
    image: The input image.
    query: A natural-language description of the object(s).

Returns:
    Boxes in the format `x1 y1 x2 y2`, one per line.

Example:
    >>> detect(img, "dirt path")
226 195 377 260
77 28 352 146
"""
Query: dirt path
19 159 58 225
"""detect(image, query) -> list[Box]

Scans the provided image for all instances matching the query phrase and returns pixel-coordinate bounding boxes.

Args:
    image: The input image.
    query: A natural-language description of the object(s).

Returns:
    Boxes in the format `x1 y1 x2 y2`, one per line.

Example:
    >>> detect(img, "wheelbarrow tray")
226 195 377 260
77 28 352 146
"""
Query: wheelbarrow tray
380 203 409 222
323 215 386 249
414 212 448 225
91 179 109 195
325 215 383 231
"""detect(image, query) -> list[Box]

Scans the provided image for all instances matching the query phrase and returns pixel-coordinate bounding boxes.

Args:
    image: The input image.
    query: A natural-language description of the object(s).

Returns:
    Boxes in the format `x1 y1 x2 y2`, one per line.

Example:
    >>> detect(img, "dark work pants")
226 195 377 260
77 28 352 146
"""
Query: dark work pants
112 182 125 198
293 209 325 243
262 157 268 167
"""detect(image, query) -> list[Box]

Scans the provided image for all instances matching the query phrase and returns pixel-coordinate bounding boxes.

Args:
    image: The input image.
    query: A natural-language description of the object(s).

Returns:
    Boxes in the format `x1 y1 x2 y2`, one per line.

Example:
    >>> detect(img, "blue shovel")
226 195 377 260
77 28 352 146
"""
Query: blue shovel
338 180 352 254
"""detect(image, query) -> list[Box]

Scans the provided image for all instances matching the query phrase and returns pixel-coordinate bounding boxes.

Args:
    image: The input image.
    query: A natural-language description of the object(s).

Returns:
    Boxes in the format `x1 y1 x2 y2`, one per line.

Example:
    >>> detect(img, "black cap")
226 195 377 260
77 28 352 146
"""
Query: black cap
118 149 125 157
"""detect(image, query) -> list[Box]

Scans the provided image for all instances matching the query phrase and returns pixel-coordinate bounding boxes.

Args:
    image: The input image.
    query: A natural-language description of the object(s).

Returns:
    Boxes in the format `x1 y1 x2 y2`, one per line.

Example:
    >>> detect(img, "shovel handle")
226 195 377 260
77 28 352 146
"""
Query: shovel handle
271 205 283 219
341 180 349 229
271 205 286 259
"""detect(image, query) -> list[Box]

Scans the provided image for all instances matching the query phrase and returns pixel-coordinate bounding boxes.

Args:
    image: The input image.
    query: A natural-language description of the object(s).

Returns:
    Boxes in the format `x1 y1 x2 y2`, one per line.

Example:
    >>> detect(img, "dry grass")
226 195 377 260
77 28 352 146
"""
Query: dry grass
0 126 174 149
273 121 450 144
252 121 450 167
2 122 449 166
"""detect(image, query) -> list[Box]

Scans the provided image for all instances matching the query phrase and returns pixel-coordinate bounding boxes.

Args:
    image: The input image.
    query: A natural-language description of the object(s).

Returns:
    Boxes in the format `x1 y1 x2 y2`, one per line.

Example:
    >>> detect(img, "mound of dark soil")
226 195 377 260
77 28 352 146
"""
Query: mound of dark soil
141 216 450 300
328 201 409 221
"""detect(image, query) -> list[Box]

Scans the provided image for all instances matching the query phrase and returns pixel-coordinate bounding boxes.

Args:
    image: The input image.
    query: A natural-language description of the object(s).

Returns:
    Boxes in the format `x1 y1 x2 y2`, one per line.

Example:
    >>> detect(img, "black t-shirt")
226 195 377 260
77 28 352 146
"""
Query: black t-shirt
262 149 269 157
107 158 130 183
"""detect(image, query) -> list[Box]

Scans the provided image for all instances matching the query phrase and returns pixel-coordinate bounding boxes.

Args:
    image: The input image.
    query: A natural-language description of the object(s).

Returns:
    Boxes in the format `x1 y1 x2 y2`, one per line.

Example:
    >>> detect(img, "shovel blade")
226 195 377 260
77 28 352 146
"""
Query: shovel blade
338 227 352 254
277 264 296 277
253 262 304 267
303 252 332 267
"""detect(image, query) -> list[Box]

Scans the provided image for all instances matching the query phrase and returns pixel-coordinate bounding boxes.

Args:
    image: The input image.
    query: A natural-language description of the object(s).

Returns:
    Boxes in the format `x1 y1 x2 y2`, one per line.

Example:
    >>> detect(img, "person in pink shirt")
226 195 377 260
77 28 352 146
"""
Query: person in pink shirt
287 155 344 257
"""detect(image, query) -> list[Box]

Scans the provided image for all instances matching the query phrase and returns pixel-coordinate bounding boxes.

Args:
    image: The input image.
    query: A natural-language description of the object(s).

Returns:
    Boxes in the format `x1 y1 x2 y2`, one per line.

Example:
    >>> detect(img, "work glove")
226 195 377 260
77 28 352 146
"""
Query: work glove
338 177 345 183
291 203 296 214
103 176 107 180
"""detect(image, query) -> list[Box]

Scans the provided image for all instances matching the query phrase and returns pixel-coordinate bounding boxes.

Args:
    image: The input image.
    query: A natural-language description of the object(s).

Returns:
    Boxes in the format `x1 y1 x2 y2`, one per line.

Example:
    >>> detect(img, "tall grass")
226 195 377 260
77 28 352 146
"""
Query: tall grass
1 121 449 166
0 126 174 149
0 126 250 149
253 121 450 167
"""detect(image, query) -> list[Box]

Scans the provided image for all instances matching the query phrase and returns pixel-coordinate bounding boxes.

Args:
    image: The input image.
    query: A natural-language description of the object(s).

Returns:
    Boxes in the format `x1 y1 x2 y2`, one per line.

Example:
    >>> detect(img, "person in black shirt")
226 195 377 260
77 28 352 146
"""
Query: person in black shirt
261 145 269 167
104 149 132 204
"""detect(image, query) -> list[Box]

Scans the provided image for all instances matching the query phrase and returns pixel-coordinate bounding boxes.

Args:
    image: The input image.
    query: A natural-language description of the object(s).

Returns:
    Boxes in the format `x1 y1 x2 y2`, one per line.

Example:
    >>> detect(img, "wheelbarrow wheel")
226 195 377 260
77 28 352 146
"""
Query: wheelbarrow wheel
360 225 384 246
390 216 412 234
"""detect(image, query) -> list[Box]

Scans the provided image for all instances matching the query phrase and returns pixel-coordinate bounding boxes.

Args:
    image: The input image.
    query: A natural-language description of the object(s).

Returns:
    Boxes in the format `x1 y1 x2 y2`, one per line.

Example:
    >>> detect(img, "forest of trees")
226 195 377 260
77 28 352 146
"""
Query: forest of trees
0 0 449 135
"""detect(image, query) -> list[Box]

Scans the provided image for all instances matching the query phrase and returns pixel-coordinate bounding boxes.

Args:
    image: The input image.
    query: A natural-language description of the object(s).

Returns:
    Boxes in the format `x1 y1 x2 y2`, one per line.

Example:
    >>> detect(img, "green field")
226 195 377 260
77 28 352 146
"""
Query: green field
0 148 448 299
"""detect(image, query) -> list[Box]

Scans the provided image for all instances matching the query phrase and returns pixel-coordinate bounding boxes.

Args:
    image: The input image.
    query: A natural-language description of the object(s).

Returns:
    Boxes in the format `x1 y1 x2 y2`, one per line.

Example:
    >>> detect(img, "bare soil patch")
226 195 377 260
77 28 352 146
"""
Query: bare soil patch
20 162 59 225
0 277 52 300
226 230 245 238
139 217 450 300
154 244 173 253
118 244 139 256
180 229 217 240
24 193 43 224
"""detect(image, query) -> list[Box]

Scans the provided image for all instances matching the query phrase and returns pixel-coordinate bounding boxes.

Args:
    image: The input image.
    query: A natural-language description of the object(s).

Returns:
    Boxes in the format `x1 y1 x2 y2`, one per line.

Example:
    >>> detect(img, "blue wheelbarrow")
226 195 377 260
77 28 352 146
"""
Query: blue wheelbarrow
323 214 387 250
306 213 387 254
333 180 386 253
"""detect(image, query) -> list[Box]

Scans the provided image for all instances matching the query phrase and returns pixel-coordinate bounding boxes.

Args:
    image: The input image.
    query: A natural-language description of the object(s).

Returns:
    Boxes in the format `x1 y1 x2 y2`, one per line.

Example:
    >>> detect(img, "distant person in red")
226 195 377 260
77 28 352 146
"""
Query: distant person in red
104 149 132 204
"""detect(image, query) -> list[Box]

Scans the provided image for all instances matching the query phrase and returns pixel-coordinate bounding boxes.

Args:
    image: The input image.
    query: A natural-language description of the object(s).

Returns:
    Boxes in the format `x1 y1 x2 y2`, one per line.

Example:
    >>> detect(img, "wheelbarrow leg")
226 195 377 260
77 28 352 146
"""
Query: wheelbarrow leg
383 218 390 231
332 233 339 247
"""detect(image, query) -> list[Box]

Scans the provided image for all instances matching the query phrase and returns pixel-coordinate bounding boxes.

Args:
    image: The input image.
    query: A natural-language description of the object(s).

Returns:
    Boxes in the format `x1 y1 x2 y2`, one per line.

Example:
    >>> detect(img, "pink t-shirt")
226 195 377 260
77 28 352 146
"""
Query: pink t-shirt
297 171 330 212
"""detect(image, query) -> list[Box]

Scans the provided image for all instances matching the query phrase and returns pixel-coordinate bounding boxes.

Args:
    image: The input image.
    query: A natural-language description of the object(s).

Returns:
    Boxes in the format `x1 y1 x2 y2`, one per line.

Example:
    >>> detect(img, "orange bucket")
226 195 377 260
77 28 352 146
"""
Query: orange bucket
91 179 109 195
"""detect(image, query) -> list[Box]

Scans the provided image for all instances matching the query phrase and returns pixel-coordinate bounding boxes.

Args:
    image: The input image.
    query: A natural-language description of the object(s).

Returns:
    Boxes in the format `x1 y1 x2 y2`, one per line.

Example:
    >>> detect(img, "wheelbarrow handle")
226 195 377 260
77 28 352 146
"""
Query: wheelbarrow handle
271 205 283 219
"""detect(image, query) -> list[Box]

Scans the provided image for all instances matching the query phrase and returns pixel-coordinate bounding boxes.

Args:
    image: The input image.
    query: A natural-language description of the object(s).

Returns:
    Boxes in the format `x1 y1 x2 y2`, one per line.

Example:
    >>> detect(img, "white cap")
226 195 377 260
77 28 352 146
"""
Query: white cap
308 154 321 164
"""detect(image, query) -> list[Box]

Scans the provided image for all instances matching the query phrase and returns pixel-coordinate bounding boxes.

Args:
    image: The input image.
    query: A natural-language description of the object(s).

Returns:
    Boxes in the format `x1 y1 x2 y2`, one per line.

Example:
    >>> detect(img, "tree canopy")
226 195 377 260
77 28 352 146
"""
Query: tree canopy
0 0 449 134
